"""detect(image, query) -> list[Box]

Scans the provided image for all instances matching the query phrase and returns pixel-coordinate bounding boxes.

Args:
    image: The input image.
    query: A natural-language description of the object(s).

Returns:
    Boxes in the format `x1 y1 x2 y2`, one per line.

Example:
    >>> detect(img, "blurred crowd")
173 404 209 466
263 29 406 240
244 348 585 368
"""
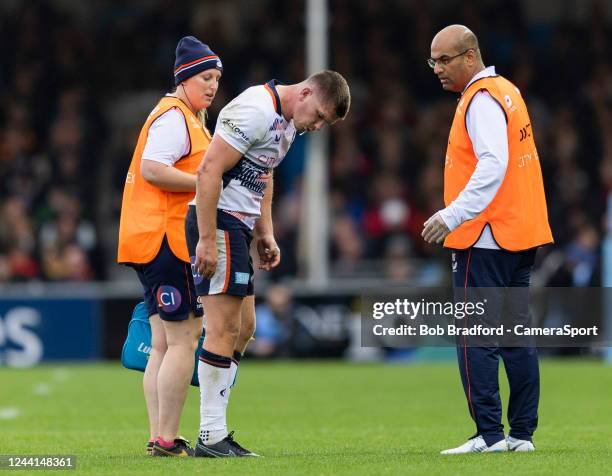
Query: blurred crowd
0 0 607 286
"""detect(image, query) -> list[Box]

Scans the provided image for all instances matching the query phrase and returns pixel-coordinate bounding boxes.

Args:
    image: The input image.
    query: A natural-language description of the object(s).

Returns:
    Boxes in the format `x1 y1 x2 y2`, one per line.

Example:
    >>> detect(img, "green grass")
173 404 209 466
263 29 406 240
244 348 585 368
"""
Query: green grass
0 360 611 475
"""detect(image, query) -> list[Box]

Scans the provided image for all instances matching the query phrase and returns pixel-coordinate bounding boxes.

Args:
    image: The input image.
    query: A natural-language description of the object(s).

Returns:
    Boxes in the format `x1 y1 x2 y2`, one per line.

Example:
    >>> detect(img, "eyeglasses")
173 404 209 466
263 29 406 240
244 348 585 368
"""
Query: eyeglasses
427 49 474 69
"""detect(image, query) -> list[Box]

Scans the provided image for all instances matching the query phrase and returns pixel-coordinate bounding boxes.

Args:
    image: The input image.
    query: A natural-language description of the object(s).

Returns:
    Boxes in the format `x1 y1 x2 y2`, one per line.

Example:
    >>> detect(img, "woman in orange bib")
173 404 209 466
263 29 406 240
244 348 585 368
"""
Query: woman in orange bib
117 36 222 457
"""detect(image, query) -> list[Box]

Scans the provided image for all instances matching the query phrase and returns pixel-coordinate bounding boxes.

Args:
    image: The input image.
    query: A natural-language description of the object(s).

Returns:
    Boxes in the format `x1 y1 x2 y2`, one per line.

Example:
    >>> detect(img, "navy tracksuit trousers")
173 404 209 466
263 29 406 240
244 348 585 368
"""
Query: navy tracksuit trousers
452 247 539 446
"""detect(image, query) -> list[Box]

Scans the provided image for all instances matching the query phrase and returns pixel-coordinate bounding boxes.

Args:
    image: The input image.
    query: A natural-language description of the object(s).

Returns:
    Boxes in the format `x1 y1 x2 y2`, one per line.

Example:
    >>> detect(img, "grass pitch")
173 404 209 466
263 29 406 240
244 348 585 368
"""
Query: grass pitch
1 359 611 475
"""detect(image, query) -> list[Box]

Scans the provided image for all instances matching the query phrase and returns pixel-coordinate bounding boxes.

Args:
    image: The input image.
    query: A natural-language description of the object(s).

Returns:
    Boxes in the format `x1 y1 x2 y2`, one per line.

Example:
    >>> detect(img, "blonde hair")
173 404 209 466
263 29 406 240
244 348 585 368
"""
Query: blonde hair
197 109 208 128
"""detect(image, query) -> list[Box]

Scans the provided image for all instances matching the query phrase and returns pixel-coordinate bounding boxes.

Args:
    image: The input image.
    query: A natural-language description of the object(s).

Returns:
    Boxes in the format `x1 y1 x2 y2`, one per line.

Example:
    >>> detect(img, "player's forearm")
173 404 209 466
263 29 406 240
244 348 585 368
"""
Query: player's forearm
195 164 221 240
255 175 274 237
141 160 196 192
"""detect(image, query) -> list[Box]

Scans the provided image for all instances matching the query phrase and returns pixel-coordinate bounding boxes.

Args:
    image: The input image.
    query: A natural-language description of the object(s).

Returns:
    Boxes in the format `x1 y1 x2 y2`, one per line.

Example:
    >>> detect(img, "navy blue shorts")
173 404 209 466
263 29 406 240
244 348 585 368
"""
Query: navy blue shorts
185 206 254 297
132 237 203 321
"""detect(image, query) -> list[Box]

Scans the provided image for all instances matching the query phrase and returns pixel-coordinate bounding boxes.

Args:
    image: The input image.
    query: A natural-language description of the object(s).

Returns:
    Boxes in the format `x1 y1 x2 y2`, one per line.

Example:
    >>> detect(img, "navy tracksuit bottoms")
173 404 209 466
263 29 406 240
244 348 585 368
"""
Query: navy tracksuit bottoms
452 247 539 446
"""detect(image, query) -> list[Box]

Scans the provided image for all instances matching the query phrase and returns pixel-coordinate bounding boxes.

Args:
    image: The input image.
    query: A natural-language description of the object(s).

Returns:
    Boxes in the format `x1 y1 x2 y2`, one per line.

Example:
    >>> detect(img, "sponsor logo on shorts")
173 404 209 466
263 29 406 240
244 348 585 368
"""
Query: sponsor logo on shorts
234 272 250 285
190 256 204 285
156 285 182 313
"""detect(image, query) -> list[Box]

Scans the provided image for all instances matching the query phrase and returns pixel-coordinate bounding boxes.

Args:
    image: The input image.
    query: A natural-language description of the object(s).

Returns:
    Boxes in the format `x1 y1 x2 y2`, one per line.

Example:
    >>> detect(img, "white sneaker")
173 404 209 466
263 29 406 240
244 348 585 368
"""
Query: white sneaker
507 436 535 452
440 435 508 455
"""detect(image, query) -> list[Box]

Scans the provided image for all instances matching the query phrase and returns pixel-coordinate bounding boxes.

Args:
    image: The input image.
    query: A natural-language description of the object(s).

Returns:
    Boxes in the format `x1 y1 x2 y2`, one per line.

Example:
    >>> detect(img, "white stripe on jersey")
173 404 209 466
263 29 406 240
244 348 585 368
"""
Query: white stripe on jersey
208 229 229 294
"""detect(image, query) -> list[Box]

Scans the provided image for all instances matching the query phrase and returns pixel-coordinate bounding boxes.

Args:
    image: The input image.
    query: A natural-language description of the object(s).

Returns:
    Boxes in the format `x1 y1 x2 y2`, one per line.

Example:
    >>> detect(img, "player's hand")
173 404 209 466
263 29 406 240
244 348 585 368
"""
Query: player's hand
422 212 451 245
194 237 217 279
256 235 281 271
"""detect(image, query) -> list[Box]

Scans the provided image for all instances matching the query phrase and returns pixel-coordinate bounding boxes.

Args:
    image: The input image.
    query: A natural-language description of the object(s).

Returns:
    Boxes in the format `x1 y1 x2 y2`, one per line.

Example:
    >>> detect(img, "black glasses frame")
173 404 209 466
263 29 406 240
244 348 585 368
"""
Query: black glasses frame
427 49 474 69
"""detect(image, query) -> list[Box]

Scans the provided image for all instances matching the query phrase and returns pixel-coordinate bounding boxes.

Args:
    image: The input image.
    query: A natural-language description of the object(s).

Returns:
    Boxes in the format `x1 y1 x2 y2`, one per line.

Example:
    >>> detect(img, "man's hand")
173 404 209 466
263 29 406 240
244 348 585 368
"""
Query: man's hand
255 235 281 271
422 212 451 244
194 237 218 279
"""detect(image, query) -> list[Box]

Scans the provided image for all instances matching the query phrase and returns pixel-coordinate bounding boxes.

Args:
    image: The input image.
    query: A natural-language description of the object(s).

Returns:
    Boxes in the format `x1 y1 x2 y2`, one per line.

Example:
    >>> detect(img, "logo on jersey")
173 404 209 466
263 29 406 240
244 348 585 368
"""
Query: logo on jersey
156 285 182 313
221 119 250 143
190 256 204 285
257 154 280 168
235 272 250 285
225 158 270 195
504 94 517 113
269 117 284 143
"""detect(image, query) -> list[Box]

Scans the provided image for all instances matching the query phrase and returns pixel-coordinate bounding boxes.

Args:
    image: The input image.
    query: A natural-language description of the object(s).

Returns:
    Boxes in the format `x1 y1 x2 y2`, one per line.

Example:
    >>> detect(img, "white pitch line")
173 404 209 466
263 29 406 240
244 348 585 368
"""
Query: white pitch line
33 383 51 396
52 368 71 382
0 407 21 419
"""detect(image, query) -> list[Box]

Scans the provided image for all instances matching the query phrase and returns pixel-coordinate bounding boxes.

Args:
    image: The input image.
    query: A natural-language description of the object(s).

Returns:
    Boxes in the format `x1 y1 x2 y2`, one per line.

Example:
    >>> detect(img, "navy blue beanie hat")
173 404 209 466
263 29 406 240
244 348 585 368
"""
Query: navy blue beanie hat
174 36 223 85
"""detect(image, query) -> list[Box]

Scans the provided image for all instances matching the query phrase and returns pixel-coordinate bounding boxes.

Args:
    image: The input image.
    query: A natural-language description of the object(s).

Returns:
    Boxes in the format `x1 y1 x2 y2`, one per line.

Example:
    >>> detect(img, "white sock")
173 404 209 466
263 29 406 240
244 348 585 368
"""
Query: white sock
198 351 231 445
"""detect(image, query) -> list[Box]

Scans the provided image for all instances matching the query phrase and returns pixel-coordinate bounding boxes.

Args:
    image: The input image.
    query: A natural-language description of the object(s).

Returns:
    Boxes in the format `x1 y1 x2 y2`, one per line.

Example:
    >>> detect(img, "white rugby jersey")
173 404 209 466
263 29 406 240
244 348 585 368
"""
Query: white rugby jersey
190 80 297 228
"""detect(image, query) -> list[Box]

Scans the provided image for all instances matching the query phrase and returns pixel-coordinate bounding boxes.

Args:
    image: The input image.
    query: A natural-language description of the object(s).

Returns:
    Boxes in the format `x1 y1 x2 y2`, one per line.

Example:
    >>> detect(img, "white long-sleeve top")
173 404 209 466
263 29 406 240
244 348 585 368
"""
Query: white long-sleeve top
438 66 508 249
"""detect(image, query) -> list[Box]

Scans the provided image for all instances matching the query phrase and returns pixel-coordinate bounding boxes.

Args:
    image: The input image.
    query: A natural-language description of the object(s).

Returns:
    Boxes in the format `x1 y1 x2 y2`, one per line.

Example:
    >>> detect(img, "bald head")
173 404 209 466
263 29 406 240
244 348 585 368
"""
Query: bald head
430 25 484 92
432 25 480 59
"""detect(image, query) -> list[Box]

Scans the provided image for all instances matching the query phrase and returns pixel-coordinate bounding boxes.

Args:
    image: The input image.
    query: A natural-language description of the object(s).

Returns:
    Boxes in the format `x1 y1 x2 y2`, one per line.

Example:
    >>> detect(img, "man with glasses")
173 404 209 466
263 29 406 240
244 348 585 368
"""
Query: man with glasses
422 25 553 454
